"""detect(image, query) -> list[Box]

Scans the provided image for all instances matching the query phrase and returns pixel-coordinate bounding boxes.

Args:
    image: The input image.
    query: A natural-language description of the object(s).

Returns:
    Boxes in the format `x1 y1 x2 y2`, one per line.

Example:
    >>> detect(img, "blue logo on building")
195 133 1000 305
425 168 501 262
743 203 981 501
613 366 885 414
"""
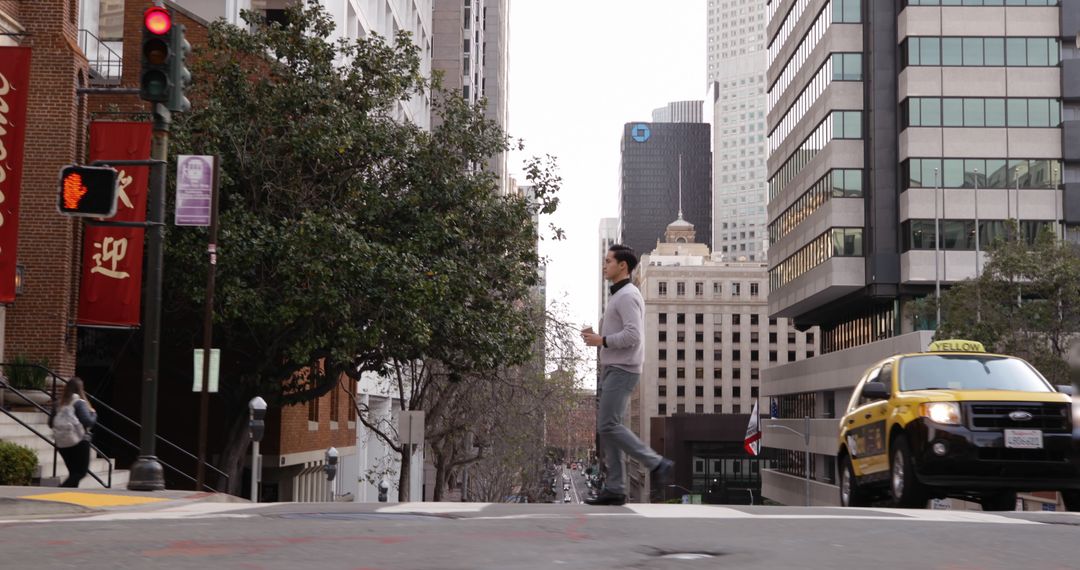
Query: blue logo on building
631 124 651 142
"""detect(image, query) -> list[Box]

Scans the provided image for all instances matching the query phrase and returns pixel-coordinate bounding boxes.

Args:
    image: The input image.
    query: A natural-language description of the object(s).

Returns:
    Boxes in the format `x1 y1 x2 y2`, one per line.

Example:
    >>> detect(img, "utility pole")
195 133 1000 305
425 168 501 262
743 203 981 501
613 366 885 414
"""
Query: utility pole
128 102 169 491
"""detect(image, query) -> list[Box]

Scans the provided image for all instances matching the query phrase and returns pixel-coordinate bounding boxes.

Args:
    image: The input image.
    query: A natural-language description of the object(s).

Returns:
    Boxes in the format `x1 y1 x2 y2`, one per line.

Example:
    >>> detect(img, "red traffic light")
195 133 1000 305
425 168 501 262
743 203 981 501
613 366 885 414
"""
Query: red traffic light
144 7 172 35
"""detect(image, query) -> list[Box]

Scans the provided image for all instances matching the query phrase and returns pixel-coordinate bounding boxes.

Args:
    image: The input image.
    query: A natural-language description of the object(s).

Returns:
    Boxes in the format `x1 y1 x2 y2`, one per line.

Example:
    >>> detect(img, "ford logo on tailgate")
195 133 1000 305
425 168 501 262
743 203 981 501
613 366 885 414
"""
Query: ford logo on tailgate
1008 411 1034 422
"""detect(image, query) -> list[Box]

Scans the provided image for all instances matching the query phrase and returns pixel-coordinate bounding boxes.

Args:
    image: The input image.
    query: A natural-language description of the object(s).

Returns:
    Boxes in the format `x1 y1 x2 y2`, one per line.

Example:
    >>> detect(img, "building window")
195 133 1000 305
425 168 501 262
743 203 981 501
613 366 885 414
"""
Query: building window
733 332 741 344
732 314 741 325
308 395 319 422
347 379 357 422
733 404 741 414
677 282 686 296
695 349 704 360
769 351 777 362
659 367 667 378
695 331 704 343
659 404 667 415
807 332 815 344
695 404 705 413
677 313 686 324
695 367 704 379
769 332 777 344
903 97 1061 129
732 283 741 297
832 0 861 23
695 313 704 325
677 404 686 413
677 367 686 379
751 386 760 397
658 385 667 397
677 331 686 343
751 350 759 362
330 379 340 423
659 313 667 325
659 349 668 360
713 282 721 294
714 404 722 413
733 387 741 398
714 386 722 397
750 283 760 297
902 37 1060 68
695 386 704 397
788 351 797 361
659 282 668 296
695 282 704 296
733 350 741 361
750 314 759 325
733 368 742 380
750 332 760 343
677 349 686 361
659 330 667 342
713 367 722 378
713 331 722 343
677 386 686 397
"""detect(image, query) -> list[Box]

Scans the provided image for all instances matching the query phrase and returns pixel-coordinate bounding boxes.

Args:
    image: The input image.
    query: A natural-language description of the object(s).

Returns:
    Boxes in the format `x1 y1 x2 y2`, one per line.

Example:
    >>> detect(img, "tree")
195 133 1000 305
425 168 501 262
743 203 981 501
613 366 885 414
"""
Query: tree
163 4 560 493
931 223 1080 385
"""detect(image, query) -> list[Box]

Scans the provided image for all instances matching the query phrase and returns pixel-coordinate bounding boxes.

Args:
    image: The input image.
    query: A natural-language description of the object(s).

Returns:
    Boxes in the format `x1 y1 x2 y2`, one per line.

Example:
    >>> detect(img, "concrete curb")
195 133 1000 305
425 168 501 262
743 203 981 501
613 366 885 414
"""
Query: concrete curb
0 497 94 517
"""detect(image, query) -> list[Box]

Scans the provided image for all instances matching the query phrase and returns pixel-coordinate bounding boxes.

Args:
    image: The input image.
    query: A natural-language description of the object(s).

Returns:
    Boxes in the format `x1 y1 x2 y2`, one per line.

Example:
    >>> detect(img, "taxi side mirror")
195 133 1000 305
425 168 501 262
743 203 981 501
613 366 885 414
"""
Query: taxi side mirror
862 382 890 400
1056 384 1075 396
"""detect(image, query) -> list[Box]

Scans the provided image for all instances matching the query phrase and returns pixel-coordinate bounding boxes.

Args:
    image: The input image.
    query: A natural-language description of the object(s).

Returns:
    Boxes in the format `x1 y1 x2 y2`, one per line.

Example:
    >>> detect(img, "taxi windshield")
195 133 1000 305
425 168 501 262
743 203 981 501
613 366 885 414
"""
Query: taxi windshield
899 355 1052 392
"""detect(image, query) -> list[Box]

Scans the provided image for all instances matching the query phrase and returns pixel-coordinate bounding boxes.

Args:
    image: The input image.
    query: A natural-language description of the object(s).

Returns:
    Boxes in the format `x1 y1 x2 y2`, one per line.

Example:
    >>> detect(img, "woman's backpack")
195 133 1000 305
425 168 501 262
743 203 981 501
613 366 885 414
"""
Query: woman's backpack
53 398 86 448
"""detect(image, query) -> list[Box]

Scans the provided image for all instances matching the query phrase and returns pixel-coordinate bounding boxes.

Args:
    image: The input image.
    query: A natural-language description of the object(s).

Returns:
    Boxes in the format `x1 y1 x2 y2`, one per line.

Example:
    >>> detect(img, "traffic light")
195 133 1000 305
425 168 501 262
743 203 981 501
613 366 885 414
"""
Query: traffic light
57 165 120 218
168 23 191 112
140 6 172 103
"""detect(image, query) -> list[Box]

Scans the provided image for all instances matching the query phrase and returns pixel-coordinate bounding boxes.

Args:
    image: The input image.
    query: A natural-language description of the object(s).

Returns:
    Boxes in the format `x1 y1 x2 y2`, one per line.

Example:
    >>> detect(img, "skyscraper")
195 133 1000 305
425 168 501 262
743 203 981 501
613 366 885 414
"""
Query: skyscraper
652 100 704 124
708 0 769 261
761 0 1076 506
618 121 712 257
432 0 511 193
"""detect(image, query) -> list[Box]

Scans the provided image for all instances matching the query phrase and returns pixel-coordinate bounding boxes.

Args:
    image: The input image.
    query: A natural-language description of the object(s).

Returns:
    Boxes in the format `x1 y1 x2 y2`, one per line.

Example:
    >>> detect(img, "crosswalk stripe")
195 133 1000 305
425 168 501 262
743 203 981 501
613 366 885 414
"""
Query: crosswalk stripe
377 502 491 514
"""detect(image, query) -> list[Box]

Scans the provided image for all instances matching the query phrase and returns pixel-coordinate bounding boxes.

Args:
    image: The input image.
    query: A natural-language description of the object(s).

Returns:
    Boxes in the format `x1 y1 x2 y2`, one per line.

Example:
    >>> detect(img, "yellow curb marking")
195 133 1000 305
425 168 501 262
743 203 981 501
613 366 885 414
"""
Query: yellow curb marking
20 492 169 508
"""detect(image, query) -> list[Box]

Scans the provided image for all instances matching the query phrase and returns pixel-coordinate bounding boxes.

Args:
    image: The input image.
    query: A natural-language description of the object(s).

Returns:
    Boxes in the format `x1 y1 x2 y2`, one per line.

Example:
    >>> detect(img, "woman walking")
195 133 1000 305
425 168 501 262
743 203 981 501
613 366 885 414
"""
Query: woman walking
50 377 97 488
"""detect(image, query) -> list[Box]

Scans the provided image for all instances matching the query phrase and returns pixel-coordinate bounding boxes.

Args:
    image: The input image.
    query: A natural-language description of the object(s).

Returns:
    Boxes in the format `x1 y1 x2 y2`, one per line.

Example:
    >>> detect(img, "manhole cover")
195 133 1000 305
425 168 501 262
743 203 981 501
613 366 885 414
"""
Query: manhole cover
658 553 715 560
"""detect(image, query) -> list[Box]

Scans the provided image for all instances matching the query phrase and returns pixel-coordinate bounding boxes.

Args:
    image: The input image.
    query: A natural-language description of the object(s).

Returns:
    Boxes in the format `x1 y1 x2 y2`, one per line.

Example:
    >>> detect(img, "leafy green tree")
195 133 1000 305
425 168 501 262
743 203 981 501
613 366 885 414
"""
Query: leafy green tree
164 4 560 493
932 223 1080 385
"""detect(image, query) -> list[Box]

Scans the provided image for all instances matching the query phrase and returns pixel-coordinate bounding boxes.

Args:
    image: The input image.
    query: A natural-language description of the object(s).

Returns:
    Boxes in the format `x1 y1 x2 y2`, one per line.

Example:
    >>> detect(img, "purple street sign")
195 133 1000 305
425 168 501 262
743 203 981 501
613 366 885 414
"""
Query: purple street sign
175 155 214 226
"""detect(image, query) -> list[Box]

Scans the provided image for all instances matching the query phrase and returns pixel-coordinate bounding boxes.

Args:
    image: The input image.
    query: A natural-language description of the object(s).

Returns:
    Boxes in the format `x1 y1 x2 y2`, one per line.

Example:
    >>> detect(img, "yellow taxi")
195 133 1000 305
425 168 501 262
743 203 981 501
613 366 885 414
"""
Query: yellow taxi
837 340 1080 510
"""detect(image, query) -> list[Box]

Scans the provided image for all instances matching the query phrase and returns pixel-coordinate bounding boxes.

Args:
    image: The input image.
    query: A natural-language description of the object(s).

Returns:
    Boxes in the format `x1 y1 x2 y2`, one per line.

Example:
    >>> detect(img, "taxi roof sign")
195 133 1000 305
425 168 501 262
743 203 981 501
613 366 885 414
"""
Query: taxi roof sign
928 339 986 353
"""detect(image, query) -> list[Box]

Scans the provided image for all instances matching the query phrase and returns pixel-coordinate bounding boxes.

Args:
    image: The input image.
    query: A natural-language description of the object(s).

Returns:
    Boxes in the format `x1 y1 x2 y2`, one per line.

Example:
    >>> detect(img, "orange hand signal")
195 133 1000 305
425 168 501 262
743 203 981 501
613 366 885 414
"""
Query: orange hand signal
62 173 89 209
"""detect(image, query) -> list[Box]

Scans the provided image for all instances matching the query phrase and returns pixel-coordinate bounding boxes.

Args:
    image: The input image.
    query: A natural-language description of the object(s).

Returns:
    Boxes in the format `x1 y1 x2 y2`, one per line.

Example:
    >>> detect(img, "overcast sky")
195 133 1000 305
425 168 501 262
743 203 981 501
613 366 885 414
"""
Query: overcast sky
508 0 706 384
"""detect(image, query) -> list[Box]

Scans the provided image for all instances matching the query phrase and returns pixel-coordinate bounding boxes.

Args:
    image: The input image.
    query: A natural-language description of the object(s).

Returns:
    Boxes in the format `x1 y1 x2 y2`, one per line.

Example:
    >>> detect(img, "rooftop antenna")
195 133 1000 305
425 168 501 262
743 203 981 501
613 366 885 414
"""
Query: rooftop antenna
673 153 682 220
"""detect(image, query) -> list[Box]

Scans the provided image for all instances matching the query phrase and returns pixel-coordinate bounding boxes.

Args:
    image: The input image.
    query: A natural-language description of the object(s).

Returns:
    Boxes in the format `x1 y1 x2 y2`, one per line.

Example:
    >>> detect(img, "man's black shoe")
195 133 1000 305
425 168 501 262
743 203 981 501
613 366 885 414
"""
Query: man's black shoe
584 490 627 506
652 458 675 485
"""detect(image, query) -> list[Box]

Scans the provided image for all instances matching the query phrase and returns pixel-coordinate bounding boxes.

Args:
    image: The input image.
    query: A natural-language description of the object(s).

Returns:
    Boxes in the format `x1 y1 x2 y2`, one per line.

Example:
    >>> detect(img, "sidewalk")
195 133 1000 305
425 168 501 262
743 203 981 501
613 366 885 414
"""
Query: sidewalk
0 485 248 518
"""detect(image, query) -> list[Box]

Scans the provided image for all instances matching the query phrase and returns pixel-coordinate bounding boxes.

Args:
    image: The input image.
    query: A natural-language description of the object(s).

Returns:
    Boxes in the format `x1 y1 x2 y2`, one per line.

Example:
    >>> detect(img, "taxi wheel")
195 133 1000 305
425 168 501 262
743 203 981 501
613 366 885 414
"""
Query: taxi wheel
980 491 1017 511
1062 490 1080 512
839 454 870 507
890 435 927 508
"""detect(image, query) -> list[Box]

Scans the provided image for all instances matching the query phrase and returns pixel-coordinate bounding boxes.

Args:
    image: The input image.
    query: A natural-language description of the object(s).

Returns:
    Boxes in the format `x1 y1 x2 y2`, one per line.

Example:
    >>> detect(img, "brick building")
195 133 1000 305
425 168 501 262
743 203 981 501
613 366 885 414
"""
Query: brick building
0 0 90 376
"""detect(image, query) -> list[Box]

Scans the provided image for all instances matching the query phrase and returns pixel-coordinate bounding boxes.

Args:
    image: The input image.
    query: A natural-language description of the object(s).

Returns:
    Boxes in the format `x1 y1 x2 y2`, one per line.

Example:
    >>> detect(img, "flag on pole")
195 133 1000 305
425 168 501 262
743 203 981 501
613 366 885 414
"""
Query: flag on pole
744 400 762 456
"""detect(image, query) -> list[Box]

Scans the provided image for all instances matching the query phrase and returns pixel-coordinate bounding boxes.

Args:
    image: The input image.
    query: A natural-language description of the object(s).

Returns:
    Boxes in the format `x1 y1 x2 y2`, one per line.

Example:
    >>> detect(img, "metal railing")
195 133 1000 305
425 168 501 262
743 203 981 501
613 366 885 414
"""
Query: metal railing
0 364 230 492
0 375 111 488
78 29 123 84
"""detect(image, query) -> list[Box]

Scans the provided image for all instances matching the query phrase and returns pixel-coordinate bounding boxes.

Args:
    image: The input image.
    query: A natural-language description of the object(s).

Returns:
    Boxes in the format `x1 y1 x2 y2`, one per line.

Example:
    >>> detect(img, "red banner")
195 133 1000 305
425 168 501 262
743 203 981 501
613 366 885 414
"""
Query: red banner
0 47 32 304
76 122 152 327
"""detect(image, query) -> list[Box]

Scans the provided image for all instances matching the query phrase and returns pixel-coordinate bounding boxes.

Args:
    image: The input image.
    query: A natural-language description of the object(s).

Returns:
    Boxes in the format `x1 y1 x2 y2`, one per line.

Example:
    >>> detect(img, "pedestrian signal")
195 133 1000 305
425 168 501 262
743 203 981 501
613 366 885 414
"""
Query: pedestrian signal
57 165 120 217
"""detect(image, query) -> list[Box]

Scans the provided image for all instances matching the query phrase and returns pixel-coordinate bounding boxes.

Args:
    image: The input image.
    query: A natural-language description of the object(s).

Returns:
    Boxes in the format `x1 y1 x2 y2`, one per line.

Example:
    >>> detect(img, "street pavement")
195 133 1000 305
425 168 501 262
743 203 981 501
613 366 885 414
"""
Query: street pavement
1 489 1079 569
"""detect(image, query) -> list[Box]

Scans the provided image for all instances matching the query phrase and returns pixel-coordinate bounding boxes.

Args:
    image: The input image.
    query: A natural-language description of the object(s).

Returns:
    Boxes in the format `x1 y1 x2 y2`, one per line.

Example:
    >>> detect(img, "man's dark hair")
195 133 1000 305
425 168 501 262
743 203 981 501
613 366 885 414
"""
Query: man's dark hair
608 244 638 274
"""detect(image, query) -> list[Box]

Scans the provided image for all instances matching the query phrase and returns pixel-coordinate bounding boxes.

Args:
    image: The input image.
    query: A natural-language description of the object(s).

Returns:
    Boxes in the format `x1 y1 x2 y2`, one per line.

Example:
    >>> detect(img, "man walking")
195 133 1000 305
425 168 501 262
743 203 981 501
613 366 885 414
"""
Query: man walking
582 244 673 506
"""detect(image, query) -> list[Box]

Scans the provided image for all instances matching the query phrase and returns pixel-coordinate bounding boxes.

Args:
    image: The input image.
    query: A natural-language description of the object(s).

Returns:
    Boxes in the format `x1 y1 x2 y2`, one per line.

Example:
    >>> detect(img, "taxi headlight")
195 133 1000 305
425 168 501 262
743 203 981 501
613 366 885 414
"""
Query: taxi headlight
920 402 961 425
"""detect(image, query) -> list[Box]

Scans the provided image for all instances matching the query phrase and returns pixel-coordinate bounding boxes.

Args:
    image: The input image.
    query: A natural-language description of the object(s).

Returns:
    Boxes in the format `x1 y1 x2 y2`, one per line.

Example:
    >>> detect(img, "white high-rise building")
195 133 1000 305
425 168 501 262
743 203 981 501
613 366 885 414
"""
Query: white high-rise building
597 217 620 324
172 0 435 130
707 0 769 261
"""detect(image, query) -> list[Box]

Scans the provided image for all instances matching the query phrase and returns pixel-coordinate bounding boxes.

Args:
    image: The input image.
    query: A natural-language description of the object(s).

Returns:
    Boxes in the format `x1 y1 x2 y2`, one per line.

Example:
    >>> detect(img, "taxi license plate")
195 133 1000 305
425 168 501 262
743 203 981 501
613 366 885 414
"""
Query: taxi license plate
1004 429 1043 449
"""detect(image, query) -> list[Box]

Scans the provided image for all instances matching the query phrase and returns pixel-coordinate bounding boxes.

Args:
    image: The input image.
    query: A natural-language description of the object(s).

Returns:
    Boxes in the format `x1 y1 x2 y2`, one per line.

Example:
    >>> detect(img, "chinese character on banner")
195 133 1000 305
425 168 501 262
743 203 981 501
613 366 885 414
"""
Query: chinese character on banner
0 47 33 304
76 122 152 327
90 237 131 279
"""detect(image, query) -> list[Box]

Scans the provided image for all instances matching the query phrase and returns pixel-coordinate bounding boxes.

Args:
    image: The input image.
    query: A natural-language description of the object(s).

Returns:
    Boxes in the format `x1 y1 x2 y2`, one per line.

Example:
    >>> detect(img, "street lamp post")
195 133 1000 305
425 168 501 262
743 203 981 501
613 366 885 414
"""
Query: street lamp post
248 397 266 502
765 416 811 507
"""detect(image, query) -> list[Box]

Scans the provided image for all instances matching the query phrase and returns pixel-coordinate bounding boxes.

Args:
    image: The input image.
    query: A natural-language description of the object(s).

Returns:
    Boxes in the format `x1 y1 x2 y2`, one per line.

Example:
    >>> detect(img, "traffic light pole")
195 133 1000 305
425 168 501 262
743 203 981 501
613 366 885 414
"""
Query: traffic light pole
128 103 170 491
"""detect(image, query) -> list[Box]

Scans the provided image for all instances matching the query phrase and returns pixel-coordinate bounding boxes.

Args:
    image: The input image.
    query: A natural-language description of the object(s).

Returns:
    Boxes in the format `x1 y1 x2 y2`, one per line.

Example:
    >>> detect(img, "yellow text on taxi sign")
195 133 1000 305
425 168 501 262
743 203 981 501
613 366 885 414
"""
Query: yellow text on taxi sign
927 339 985 353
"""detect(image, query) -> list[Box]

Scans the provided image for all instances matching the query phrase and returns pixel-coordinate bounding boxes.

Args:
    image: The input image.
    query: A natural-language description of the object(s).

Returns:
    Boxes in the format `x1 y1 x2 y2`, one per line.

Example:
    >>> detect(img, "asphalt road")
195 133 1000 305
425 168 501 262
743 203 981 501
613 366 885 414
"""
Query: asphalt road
2 500 1079 569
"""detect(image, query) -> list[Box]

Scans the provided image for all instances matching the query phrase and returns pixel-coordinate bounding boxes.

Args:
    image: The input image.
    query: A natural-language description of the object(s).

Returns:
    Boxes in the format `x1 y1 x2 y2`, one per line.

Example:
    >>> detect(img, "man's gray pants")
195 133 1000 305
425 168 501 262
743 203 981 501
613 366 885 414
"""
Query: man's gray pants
598 365 662 495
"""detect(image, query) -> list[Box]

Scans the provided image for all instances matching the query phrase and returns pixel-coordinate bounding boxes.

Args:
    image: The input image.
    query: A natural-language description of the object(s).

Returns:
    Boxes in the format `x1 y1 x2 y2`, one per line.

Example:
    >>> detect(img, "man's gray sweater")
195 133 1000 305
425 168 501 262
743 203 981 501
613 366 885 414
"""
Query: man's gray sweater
600 281 645 373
